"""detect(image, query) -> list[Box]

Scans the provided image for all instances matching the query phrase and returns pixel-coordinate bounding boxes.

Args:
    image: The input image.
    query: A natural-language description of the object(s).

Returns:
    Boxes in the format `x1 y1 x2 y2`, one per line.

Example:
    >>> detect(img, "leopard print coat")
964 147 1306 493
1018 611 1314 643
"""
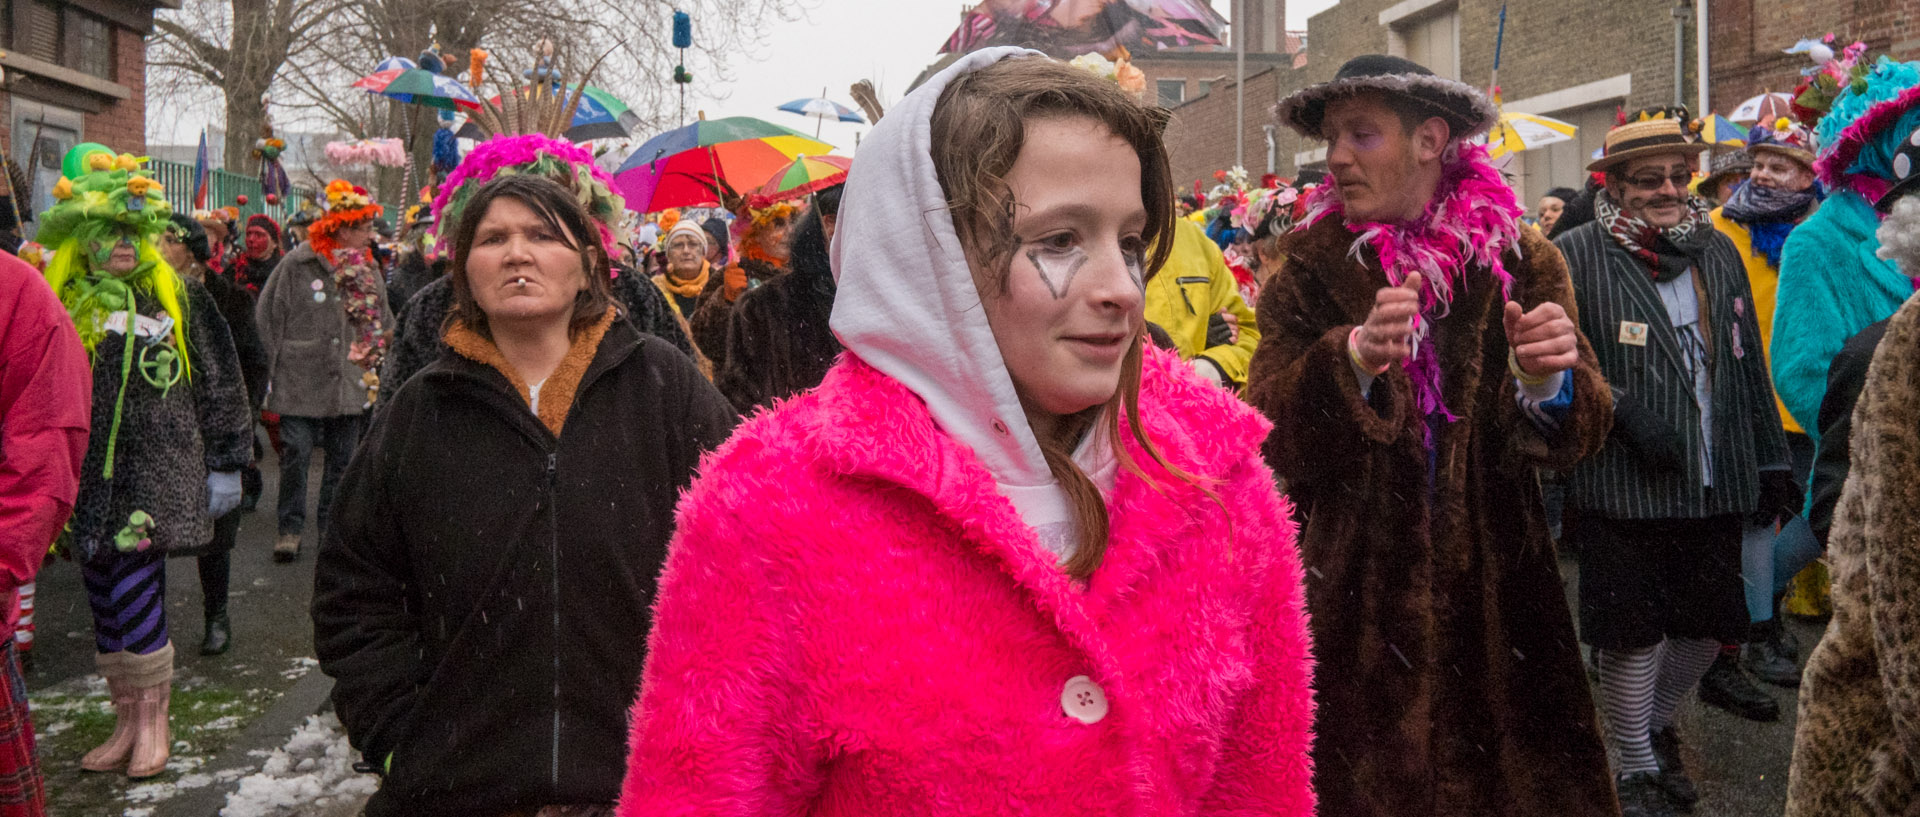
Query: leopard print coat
1787 290 1920 816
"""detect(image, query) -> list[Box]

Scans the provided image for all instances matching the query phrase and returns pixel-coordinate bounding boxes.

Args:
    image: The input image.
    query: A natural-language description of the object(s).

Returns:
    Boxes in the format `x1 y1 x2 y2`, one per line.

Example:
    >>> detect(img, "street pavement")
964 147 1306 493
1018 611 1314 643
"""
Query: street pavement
24 449 1813 815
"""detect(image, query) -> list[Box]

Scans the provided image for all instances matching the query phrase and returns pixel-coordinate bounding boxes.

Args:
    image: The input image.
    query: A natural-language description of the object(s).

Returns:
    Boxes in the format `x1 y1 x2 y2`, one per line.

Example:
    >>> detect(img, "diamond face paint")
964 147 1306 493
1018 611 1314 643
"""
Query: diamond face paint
1123 249 1146 293
1026 245 1089 300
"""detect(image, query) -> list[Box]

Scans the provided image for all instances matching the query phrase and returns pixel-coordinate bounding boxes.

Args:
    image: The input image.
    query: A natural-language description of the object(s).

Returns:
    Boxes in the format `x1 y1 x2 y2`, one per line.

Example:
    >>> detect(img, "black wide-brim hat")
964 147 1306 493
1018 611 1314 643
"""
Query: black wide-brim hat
1276 54 1499 141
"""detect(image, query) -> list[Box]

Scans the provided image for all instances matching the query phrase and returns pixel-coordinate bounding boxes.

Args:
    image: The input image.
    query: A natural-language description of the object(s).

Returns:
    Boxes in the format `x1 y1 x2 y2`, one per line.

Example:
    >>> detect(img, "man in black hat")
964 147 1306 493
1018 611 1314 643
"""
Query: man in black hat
1246 55 1618 817
1555 114 1795 817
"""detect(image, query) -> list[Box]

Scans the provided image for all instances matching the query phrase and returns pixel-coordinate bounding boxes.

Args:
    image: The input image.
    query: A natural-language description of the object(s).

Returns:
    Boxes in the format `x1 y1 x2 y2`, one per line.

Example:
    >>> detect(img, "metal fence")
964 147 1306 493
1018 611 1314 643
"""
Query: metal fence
147 159 314 225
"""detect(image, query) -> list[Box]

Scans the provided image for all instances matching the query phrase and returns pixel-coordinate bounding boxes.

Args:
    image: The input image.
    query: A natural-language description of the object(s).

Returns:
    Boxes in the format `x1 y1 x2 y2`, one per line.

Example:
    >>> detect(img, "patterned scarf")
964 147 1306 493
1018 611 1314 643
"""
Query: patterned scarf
1595 189 1717 282
1722 181 1821 269
328 248 389 407
1298 142 1524 439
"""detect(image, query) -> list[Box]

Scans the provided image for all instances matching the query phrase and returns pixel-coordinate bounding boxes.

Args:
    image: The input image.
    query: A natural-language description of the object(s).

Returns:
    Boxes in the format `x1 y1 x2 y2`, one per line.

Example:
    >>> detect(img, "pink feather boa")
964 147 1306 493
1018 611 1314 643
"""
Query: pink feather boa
1297 142 1524 433
430 134 625 257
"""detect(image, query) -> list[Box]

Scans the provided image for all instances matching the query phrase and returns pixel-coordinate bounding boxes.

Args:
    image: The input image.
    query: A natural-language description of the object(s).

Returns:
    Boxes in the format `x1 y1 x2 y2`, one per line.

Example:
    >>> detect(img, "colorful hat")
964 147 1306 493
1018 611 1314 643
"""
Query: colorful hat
1276 54 1499 142
1587 117 1710 173
34 144 171 250
1875 122 1920 210
1813 57 1920 202
1747 117 1817 167
431 133 627 256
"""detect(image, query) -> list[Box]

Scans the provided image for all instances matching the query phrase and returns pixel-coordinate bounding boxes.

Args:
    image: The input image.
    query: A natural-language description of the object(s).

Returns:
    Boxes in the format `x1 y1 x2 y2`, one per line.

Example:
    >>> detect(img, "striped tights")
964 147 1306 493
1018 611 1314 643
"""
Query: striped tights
1596 638 1721 776
80 551 170 656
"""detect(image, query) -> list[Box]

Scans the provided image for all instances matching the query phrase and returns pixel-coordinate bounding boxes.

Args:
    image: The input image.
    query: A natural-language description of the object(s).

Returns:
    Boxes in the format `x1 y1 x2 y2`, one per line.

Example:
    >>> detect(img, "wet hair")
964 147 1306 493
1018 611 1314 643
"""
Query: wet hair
929 55 1205 581
446 174 616 341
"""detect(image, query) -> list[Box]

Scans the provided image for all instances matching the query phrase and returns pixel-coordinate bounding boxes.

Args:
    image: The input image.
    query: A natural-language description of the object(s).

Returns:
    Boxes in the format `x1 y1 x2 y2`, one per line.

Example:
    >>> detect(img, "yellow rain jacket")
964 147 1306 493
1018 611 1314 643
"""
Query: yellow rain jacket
1710 207 1805 435
1145 220 1260 387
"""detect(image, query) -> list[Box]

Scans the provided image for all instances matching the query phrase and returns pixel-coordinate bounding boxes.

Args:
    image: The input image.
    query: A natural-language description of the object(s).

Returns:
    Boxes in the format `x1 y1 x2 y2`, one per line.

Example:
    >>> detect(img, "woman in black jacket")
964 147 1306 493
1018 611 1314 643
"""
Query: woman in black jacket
715 185 844 412
312 175 737 817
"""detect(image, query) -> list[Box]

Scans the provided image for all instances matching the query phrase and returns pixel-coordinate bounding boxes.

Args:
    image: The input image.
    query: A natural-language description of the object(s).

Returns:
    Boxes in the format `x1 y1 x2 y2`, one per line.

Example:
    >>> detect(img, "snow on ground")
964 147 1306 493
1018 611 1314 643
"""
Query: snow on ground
221 713 378 817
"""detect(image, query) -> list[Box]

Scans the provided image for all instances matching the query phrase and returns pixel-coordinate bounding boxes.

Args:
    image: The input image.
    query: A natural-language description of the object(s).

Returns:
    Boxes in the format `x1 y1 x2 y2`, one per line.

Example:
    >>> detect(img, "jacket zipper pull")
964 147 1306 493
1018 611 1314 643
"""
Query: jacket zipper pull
547 452 557 475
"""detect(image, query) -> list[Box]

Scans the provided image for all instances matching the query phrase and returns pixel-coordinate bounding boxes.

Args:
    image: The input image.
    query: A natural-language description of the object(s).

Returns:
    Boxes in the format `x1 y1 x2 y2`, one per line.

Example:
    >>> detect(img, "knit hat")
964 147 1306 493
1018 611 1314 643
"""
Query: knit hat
1276 54 1499 142
700 217 730 255
245 213 282 245
167 213 213 264
663 220 708 253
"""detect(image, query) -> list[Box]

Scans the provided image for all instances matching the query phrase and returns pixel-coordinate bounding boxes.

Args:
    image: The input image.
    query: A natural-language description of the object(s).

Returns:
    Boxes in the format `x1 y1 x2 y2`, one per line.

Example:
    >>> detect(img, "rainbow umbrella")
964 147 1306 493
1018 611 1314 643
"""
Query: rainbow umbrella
1697 114 1748 147
749 155 852 207
457 83 642 141
614 117 832 213
352 58 482 111
1729 92 1794 124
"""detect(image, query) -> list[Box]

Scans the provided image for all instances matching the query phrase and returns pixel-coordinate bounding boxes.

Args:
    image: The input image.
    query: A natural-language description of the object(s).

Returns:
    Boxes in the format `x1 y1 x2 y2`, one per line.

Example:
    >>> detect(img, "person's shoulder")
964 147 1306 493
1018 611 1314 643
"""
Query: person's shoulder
1136 345 1271 476
0 254 68 337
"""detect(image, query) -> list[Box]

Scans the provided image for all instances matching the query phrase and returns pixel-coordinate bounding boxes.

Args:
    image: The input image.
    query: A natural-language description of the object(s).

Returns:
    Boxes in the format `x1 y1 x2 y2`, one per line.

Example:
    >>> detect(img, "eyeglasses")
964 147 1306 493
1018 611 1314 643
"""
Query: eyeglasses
1621 172 1693 192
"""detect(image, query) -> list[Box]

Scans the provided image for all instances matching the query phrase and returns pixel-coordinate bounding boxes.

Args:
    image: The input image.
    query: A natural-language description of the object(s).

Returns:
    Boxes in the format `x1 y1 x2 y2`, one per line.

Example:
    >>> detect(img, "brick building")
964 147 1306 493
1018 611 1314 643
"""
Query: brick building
1271 0 1705 205
1708 0 1920 121
0 0 168 219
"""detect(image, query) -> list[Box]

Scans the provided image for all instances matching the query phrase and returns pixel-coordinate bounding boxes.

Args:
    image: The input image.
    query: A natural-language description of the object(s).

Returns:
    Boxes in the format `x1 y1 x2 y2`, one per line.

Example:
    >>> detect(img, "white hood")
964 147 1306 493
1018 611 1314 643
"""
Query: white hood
829 46 1112 559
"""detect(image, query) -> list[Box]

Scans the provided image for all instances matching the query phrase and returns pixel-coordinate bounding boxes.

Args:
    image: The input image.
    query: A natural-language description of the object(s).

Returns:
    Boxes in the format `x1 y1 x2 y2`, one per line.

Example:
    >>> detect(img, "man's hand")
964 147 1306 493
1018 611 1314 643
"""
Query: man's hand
1504 300 1578 379
1353 272 1422 371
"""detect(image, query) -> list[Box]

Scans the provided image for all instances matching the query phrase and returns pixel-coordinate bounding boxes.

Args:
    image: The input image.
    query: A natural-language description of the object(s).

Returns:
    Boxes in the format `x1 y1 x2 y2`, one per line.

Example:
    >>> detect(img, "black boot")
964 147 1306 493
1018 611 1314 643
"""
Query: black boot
200 609 231 656
1650 725 1699 812
198 549 233 656
1617 772 1677 817
1742 618 1803 687
1697 648 1779 721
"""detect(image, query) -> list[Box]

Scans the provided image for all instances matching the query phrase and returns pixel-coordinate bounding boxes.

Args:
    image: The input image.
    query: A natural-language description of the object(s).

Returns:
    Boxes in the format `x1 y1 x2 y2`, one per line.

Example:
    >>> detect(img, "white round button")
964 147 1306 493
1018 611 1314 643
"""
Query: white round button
1061 675 1108 725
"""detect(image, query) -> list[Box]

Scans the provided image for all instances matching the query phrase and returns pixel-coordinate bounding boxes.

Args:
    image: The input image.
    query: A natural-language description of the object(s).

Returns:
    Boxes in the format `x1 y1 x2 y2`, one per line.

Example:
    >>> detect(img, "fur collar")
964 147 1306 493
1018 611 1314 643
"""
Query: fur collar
443 307 616 436
1296 142 1523 431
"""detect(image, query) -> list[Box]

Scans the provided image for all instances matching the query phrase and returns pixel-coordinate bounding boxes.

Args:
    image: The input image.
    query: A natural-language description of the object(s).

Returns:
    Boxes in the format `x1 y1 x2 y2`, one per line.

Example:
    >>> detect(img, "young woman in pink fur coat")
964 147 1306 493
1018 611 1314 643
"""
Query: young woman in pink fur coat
618 48 1316 816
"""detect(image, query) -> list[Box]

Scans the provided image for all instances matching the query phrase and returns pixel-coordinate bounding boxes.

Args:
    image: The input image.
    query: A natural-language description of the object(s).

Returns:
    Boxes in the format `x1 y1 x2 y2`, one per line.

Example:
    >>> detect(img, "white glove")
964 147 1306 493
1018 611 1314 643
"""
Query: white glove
207 470 243 518
1191 357 1227 386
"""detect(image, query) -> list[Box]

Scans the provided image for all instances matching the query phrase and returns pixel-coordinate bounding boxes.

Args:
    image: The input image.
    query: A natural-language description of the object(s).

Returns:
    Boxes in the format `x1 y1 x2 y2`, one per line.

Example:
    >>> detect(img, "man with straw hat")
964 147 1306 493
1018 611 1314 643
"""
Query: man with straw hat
1555 111 1797 817
1247 53 1617 817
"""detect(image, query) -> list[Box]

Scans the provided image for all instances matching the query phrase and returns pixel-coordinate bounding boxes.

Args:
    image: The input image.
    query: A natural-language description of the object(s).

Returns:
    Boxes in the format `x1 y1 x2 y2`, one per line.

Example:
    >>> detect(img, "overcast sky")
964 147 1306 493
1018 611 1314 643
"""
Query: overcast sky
150 1 1341 152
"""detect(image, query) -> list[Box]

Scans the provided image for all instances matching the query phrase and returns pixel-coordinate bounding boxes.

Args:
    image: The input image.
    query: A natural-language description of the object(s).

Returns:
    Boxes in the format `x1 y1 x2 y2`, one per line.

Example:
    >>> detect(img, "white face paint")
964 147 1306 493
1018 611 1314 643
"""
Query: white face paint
1026 245 1089 300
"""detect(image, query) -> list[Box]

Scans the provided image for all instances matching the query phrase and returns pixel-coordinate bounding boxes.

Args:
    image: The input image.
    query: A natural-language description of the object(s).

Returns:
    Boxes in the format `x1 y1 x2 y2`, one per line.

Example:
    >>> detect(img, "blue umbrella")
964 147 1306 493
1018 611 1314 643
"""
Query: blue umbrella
777 91 865 137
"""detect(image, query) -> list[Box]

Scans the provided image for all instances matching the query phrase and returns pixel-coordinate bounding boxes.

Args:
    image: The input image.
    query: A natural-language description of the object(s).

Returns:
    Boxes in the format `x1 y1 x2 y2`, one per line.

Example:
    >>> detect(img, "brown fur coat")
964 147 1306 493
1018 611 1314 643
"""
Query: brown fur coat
1787 291 1920 816
1247 217 1617 817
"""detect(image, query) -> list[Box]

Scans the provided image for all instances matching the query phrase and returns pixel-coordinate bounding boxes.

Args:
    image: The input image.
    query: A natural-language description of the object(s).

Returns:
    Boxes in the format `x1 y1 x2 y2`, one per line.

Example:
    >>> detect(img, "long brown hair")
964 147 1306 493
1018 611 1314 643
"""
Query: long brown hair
445 174 617 341
930 56 1206 581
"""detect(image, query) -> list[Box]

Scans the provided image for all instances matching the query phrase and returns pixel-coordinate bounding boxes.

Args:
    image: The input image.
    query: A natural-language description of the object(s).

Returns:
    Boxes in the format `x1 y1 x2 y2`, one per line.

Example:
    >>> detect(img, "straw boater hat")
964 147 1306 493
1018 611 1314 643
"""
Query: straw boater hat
1275 54 1499 141
1586 117 1711 173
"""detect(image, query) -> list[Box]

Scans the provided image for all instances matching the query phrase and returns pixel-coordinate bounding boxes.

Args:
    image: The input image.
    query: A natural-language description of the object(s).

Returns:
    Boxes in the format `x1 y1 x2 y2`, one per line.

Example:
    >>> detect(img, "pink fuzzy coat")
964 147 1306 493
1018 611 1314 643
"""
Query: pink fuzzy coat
618 349 1315 815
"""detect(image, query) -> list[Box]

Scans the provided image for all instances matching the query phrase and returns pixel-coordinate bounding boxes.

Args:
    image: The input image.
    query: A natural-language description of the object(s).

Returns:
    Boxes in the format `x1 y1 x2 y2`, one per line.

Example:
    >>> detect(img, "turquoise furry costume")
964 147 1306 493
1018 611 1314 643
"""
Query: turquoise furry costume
1771 58 1920 441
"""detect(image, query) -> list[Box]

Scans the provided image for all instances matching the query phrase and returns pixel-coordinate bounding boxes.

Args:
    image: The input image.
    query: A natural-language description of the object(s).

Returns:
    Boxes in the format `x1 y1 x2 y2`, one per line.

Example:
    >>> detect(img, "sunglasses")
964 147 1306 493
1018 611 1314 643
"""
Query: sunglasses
1621 172 1694 192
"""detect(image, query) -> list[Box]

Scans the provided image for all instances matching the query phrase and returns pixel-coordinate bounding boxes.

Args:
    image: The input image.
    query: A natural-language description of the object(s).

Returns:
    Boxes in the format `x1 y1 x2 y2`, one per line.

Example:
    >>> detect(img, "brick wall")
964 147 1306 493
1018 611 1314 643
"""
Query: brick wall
82 26 149 153
1132 51 1293 108
1164 65 1292 191
1708 0 1920 121
1259 0 1692 176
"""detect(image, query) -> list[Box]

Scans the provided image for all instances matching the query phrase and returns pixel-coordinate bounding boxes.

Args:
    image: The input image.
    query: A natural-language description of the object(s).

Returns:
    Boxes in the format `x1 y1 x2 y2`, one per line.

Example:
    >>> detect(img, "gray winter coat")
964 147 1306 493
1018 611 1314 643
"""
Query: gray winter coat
255 244 394 418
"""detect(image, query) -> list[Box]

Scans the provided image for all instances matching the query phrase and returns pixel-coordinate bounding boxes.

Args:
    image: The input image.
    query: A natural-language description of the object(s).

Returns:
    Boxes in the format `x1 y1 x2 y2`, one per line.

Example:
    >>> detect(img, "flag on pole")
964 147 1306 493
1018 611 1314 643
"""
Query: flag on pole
192 129 210 209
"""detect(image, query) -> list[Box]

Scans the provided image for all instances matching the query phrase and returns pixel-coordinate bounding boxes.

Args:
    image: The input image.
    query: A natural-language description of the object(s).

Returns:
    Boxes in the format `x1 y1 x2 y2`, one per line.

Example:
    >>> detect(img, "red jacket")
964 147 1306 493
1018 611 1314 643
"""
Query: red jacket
0 252 90 627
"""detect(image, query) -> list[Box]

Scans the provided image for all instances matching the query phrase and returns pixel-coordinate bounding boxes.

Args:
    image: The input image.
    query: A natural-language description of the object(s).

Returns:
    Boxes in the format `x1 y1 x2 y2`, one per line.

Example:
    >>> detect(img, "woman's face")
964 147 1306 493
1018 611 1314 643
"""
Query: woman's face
666 233 705 277
757 216 792 263
158 233 197 276
976 115 1146 420
464 197 589 327
89 233 140 274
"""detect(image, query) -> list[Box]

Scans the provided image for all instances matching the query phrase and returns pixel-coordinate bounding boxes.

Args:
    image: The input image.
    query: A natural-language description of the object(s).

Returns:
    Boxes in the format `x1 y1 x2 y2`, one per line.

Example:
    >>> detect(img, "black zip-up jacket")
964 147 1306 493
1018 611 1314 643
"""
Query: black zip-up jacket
312 319 736 816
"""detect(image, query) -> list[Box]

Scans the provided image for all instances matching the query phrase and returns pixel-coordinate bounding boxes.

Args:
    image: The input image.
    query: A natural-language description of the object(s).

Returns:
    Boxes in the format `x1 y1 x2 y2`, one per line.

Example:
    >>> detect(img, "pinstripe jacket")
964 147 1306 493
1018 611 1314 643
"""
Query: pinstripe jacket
1555 220 1789 520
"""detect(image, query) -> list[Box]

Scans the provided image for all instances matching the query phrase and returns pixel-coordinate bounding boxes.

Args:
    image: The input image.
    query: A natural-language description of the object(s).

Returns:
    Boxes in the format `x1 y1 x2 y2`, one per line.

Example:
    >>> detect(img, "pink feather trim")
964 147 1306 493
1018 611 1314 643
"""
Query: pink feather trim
431 134 625 257
1816 84 1920 199
1298 142 1524 435
324 138 408 169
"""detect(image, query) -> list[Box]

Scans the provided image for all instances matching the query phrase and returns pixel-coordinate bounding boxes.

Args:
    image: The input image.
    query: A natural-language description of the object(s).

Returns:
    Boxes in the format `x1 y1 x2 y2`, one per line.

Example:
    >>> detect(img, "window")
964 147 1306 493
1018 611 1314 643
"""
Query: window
1157 79 1186 108
1199 79 1215 97
61 9 111 79
1397 9 1459 80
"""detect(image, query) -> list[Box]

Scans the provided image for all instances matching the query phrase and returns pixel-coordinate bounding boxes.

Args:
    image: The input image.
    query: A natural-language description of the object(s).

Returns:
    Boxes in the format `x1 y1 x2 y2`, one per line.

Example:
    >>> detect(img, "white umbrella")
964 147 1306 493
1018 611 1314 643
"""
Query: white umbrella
1729 92 1795 124
1486 112 1578 158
